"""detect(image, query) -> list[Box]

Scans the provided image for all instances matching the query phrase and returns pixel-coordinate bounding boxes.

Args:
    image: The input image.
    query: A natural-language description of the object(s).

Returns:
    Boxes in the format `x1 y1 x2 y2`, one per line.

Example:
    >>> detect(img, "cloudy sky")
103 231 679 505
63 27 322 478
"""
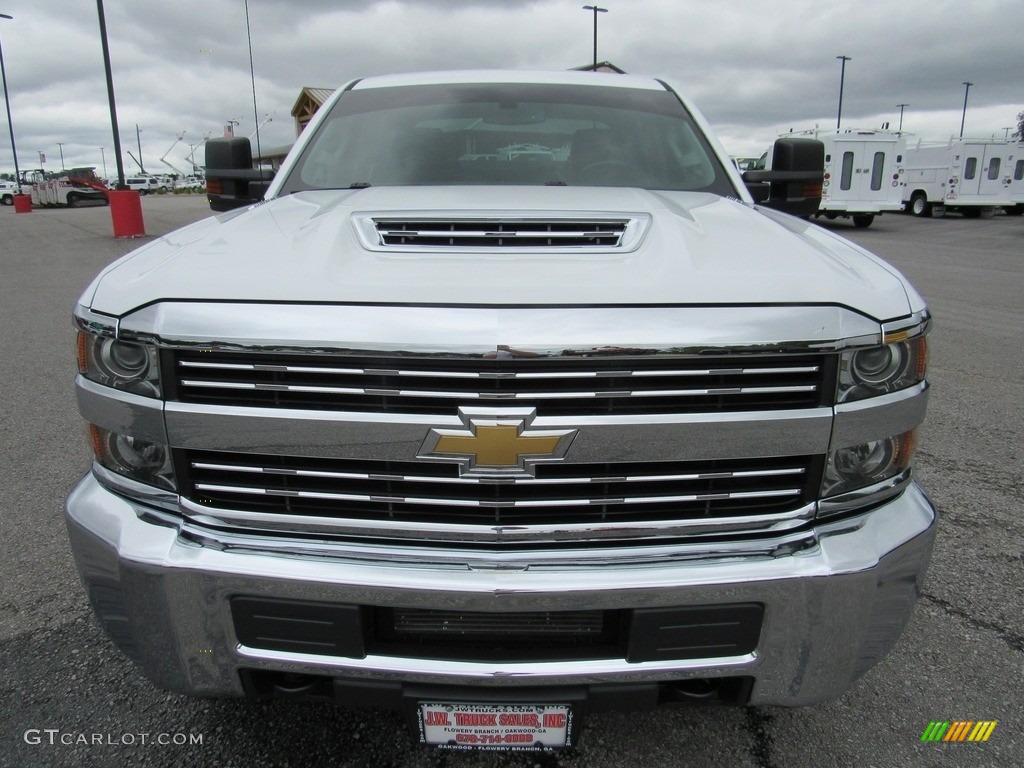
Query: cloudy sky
0 0 1020 178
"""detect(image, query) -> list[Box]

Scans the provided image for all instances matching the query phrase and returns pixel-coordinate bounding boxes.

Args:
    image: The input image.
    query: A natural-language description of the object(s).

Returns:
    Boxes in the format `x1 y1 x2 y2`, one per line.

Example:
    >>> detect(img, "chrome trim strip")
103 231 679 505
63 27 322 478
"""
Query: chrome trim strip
91 463 180 512
118 303 882 355
831 382 929 449
236 646 758 680
73 305 118 338
190 460 806 486
881 309 931 342
179 359 821 380
817 470 912 518
76 376 167 443
192 481 802 509
178 498 818 542
164 403 834 461
177 378 817 399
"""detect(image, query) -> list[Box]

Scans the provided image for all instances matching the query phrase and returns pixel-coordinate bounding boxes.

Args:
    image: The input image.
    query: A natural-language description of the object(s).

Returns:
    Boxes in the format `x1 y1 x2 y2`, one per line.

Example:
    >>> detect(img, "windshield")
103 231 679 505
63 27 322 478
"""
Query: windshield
279 82 735 195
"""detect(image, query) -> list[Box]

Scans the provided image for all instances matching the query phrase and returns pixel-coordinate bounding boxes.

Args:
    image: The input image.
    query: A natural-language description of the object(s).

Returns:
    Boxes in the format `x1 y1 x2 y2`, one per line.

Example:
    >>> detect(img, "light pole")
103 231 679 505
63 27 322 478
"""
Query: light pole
582 5 608 71
0 13 24 193
959 81 973 139
835 55 851 131
897 103 909 133
57 141 66 170
96 0 145 236
135 123 144 174
100 146 107 179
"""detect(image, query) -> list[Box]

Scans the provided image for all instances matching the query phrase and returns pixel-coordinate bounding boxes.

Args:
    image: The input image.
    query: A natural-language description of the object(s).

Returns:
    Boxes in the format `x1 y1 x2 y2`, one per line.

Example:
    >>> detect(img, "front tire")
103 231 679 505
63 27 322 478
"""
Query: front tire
852 214 875 228
66 193 81 207
1 194 12 206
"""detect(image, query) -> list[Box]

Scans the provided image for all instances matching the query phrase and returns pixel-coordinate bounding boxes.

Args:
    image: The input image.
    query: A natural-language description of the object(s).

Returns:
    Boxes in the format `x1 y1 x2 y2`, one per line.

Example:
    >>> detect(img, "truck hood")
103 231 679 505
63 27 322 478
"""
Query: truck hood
85 187 917 321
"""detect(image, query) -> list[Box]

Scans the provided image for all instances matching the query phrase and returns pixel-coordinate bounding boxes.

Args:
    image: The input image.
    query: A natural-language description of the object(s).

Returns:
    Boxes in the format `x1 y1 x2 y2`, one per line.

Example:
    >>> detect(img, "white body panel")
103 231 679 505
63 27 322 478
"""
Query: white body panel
902 139 1018 207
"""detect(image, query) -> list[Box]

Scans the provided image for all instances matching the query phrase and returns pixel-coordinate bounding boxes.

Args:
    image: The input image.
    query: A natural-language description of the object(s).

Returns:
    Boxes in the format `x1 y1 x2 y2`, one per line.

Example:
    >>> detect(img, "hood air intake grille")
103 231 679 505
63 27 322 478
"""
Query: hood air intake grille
373 218 630 248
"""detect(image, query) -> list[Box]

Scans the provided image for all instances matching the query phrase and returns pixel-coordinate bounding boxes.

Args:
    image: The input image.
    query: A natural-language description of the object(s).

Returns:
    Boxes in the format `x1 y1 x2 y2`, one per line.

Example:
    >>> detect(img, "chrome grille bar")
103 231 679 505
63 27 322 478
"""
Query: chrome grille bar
180 379 817 399
172 352 832 416
191 460 806 487
194 482 801 509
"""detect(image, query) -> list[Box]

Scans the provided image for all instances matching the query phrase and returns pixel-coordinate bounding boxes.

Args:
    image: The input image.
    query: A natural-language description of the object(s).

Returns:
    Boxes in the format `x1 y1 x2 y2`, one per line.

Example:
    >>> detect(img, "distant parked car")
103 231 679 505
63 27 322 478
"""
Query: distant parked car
173 176 204 191
1 180 23 205
125 177 167 195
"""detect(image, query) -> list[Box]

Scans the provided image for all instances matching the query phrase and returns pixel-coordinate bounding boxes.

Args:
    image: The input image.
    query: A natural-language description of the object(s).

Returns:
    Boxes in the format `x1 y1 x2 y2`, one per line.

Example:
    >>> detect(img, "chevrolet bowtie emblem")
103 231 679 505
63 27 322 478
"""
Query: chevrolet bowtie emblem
419 407 577 477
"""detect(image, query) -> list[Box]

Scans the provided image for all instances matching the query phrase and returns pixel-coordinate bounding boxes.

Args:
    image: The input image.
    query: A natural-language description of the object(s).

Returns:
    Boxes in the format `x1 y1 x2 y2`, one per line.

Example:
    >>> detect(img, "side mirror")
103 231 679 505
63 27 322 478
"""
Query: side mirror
742 138 824 218
204 138 275 212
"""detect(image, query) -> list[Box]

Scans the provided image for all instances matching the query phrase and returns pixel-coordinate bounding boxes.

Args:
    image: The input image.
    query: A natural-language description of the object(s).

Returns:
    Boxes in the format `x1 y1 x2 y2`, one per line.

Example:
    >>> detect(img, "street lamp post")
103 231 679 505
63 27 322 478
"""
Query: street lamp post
96 0 145 236
959 81 973 139
582 5 608 71
57 141 66 170
135 123 144 174
835 55 851 131
0 14 24 194
897 103 909 133
100 146 107 179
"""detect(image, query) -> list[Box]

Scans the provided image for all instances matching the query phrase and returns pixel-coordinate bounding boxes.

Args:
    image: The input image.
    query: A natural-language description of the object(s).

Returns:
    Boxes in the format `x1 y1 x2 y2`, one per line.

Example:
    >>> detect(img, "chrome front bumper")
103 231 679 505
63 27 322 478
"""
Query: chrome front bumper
65 471 936 707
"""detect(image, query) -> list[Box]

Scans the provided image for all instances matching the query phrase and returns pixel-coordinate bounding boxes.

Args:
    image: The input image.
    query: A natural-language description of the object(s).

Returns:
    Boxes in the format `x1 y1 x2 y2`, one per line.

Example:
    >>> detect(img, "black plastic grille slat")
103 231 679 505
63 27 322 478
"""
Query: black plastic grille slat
183 451 817 526
172 352 831 416
375 219 626 248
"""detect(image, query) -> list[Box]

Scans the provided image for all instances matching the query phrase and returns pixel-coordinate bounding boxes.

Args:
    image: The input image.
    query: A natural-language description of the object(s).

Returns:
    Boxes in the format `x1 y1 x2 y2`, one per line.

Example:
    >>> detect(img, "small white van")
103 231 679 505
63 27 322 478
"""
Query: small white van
124 177 166 195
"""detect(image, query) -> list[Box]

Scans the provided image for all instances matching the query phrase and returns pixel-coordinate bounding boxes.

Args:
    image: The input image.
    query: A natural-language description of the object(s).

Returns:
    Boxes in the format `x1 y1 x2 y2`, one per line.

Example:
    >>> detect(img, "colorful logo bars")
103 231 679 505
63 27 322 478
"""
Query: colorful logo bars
921 721 997 742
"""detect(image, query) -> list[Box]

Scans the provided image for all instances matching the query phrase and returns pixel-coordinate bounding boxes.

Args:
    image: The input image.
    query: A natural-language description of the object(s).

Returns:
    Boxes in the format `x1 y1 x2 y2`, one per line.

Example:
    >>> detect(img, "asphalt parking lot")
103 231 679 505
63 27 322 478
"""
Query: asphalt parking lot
1 196 1021 768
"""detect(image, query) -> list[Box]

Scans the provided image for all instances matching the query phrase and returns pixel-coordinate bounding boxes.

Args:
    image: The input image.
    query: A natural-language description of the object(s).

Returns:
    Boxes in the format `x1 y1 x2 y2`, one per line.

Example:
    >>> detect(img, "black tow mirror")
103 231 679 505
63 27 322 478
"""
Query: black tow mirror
742 138 824 218
204 138 276 212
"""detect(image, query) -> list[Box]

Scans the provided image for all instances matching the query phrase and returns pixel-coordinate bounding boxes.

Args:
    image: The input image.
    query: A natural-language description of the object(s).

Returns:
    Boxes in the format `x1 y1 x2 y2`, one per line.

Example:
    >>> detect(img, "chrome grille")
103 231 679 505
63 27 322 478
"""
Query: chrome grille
181 450 818 527
373 218 628 248
171 353 831 416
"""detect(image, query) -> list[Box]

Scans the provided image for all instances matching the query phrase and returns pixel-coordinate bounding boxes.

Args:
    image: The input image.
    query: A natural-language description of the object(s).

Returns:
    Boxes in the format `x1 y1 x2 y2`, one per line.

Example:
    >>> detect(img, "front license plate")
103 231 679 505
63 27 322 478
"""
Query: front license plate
418 702 573 750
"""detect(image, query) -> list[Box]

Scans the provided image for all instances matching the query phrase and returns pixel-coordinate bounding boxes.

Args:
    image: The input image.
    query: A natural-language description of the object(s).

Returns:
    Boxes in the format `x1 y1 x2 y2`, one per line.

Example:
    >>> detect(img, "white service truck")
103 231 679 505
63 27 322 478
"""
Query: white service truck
764 129 905 228
901 138 1019 217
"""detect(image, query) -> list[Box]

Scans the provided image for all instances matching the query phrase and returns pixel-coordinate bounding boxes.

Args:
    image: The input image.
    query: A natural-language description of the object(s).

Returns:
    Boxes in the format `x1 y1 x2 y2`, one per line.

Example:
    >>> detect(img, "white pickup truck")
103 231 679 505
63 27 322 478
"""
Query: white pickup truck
67 70 934 751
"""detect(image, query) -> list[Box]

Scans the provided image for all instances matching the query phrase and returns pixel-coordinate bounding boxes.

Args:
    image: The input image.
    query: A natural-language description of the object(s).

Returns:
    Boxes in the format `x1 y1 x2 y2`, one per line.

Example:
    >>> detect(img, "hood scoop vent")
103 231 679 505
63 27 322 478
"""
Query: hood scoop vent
354 214 650 252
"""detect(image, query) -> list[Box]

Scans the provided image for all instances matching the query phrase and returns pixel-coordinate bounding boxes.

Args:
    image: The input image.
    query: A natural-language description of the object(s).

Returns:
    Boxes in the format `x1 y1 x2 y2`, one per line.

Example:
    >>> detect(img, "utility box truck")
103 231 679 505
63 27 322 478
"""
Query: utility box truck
765 129 905 228
901 138 1018 217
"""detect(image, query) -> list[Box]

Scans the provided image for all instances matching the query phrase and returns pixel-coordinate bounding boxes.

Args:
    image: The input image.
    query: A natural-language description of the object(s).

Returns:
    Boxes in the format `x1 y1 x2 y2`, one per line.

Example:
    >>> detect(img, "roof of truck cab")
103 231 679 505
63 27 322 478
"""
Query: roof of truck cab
349 69 669 91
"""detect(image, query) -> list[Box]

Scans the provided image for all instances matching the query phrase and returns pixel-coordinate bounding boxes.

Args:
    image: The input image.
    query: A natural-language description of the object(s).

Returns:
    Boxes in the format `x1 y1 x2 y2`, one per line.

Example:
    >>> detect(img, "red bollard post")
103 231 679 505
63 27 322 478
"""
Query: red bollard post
12 193 31 212
107 189 145 238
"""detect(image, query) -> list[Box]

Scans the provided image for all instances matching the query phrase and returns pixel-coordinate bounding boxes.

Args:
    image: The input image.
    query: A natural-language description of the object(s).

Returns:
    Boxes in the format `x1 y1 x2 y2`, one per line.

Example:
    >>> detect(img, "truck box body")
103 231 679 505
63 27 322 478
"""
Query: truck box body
902 138 1018 215
65 70 935 750
764 130 904 227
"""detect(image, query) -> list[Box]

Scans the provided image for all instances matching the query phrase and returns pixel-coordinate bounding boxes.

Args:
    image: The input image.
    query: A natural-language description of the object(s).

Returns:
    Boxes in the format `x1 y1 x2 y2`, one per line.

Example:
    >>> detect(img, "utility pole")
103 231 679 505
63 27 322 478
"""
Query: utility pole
582 5 608 71
959 82 972 138
135 123 144 173
835 55 851 131
897 103 909 133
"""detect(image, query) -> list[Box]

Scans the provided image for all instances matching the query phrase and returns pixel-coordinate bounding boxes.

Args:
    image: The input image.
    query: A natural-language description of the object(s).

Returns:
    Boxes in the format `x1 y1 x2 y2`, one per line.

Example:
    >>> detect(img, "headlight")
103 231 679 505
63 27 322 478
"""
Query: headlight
88 424 175 491
77 331 161 397
822 430 918 498
837 335 927 403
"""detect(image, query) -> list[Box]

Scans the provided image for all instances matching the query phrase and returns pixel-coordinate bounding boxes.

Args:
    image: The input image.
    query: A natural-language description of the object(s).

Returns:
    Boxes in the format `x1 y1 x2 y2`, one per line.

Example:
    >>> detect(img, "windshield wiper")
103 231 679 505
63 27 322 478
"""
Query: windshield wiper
348 182 372 189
